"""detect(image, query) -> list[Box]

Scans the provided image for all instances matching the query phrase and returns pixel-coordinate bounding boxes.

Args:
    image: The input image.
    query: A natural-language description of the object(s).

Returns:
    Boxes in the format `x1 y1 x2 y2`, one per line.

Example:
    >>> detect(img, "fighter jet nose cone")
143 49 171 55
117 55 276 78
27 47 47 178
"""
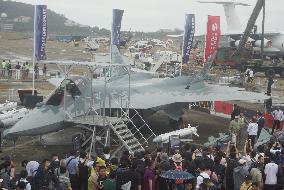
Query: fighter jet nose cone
3 129 11 138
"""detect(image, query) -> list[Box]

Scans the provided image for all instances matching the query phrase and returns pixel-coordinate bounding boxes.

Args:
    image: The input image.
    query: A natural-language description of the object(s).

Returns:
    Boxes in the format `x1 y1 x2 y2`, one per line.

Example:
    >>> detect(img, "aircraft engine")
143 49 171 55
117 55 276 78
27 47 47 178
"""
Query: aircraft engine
254 38 272 48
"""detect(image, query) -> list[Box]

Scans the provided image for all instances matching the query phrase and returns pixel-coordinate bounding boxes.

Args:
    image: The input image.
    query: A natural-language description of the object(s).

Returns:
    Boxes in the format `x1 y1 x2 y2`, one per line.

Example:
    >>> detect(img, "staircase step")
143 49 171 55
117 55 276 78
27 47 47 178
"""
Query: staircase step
129 143 142 150
121 133 134 139
117 129 130 135
114 124 127 130
125 138 139 145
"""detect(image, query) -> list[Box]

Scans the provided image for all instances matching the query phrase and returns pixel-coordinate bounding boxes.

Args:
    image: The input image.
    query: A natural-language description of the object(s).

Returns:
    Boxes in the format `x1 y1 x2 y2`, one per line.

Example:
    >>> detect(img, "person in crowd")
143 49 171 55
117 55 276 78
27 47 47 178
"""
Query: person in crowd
247 117 258 147
0 60 3 78
25 62 29 79
267 76 274 96
1 60 6 77
250 155 264 190
233 159 249 190
238 112 247 147
16 170 31 190
225 141 239 190
264 155 279 190
229 115 241 144
15 62 21 80
143 159 156 190
21 160 39 179
240 175 253 190
0 160 11 189
172 153 187 190
7 60 12 78
116 156 131 189
88 162 99 190
65 151 79 190
78 151 90 190
103 171 116 190
271 107 284 134
257 112 265 139
156 152 171 190
196 163 210 189
50 153 60 175
55 159 71 190
43 64 47 78
32 159 59 190
231 104 241 121
34 63 39 79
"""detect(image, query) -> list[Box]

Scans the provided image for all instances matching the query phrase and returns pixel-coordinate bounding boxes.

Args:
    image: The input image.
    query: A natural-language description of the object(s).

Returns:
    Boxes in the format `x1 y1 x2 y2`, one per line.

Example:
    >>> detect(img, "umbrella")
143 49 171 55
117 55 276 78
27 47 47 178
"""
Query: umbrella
160 170 194 180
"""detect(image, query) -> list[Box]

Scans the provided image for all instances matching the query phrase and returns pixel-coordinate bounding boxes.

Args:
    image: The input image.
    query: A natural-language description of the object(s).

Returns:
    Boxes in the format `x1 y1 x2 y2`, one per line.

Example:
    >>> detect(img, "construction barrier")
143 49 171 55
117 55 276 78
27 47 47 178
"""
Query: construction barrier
213 101 234 115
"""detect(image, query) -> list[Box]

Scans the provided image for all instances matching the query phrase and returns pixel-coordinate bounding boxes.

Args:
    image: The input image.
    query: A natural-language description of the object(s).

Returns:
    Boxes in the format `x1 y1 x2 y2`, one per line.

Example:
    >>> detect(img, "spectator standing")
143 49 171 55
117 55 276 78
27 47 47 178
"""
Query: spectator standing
144 159 156 190
78 152 90 190
21 160 39 179
247 117 258 147
267 76 274 96
271 107 284 134
34 63 39 79
257 112 265 139
250 156 263 190
229 116 241 144
0 160 11 189
16 170 31 190
225 141 239 190
43 64 47 78
233 159 249 190
32 159 59 190
264 155 278 190
7 60 12 78
50 153 60 175
15 62 21 80
231 104 241 121
66 151 79 190
238 112 247 147
1 60 6 77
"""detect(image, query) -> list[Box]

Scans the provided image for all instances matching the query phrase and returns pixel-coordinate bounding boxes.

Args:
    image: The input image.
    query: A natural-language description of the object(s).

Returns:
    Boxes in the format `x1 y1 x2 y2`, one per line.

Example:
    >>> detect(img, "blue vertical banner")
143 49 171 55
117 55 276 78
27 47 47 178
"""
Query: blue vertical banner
111 9 124 47
34 5 47 61
182 14 195 64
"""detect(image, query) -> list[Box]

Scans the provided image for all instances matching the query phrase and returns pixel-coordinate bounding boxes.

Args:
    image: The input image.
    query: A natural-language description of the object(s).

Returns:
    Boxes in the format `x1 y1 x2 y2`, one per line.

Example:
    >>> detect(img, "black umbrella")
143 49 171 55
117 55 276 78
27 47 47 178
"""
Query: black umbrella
160 170 194 180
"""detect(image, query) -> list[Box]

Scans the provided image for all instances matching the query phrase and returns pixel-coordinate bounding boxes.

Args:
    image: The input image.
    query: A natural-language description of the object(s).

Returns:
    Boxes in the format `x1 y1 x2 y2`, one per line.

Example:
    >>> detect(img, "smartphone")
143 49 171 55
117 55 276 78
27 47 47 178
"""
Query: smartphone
99 181 103 186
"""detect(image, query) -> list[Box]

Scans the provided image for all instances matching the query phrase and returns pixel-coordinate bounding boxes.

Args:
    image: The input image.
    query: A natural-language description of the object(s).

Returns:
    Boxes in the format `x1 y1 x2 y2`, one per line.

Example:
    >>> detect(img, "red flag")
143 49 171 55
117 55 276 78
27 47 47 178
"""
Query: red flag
204 16 221 62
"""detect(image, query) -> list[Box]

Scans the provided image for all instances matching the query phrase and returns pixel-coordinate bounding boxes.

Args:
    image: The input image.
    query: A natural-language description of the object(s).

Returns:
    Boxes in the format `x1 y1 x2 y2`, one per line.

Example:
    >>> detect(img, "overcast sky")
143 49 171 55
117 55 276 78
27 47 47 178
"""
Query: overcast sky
11 0 284 34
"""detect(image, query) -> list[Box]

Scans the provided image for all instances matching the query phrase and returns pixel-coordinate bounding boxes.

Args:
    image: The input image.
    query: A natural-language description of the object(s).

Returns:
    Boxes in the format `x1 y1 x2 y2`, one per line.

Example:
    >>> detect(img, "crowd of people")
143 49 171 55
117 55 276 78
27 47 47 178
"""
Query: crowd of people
0 106 283 190
0 135 283 190
0 60 47 80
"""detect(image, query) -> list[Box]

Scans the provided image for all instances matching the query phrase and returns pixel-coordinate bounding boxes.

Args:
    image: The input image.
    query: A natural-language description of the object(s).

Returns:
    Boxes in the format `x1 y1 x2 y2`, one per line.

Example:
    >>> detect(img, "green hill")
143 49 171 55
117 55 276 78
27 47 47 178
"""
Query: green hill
0 0 109 36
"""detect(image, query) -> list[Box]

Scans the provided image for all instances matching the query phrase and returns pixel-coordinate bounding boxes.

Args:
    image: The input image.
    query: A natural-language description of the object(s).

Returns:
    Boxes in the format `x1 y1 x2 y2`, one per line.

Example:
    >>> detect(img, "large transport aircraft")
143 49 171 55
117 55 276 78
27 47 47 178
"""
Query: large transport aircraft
198 0 284 58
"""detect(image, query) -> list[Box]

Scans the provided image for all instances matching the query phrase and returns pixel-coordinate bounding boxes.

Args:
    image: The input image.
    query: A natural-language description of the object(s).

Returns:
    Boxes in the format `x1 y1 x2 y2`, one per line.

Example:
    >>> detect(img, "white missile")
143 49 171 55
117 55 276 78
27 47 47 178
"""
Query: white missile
0 101 17 112
153 124 199 143
0 109 29 128
0 108 28 121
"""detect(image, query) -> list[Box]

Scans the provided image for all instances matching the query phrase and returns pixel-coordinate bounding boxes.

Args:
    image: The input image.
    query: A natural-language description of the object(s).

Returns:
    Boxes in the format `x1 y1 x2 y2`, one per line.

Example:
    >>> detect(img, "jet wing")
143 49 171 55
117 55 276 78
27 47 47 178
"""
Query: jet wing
107 76 268 110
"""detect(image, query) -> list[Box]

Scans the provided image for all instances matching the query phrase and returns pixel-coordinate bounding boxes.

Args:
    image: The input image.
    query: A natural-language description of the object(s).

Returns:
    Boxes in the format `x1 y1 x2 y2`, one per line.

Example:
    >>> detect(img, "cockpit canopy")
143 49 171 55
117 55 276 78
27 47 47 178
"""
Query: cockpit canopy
46 79 81 106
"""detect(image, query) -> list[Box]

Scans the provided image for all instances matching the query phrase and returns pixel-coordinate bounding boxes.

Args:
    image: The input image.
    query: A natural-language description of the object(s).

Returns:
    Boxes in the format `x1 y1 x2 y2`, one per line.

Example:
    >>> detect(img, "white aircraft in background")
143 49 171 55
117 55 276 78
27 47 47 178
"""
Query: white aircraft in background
198 0 284 58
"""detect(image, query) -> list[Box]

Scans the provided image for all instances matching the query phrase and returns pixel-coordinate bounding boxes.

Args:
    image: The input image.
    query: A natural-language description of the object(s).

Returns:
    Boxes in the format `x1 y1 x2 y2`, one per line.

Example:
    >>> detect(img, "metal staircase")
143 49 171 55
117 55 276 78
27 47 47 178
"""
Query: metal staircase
65 92 156 155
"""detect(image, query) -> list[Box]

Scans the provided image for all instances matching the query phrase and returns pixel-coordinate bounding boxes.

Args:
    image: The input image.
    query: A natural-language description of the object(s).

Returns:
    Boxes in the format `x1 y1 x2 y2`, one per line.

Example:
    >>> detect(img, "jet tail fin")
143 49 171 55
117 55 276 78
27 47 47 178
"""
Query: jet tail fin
198 1 250 32
110 45 129 78
186 52 216 88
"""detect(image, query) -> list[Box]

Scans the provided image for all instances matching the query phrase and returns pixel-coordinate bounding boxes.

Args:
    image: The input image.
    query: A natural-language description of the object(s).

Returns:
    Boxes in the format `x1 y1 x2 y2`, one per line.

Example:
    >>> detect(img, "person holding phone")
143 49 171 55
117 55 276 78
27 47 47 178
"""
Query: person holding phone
97 166 109 190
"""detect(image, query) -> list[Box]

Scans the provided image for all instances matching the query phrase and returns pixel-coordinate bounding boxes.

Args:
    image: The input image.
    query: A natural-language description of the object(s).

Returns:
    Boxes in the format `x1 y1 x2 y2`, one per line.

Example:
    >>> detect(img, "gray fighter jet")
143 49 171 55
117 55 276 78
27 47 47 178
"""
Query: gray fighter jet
4 46 268 137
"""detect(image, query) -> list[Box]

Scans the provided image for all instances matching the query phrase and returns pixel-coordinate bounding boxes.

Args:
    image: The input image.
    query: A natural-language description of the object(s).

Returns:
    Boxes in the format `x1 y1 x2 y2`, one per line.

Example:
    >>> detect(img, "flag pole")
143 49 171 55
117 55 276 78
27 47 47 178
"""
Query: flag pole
32 4 36 95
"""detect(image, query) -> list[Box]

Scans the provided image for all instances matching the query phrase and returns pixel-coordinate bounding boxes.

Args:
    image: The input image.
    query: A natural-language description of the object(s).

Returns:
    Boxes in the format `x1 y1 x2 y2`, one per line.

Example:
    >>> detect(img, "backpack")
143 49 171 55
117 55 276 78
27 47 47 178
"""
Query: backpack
175 165 184 185
16 180 29 190
57 175 70 190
